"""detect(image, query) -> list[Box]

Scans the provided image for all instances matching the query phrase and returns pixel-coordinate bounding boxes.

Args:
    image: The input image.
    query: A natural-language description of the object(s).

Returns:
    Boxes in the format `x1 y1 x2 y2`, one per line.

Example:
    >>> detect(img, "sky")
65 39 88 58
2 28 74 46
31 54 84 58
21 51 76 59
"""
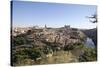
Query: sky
12 1 97 29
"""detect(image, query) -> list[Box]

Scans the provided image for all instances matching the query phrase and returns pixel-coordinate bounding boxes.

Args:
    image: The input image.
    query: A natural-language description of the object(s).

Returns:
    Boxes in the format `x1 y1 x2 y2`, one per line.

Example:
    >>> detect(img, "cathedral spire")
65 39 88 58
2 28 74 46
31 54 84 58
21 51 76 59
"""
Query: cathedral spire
45 24 47 28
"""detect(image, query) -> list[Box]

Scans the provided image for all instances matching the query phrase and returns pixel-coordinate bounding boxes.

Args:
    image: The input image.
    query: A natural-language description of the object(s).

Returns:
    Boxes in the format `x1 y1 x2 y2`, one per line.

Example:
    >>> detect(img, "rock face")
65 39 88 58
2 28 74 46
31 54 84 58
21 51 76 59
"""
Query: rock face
84 38 95 48
81 28 97 48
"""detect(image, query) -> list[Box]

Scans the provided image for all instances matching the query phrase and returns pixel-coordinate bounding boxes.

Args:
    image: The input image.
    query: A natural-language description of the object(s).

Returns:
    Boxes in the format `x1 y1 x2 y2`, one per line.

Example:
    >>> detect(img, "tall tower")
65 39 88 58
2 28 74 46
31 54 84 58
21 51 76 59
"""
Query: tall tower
43 24 47 32
45 24 47 29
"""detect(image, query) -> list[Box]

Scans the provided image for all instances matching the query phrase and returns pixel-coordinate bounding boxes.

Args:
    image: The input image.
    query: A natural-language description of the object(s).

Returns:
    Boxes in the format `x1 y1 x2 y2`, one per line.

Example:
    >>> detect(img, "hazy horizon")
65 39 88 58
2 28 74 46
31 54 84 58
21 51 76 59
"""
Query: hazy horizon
12 1 97 29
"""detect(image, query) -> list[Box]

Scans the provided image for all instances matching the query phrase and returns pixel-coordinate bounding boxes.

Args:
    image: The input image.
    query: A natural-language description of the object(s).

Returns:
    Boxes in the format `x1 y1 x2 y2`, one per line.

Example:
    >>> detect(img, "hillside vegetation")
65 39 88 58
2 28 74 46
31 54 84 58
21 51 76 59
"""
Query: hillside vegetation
11 27 97 66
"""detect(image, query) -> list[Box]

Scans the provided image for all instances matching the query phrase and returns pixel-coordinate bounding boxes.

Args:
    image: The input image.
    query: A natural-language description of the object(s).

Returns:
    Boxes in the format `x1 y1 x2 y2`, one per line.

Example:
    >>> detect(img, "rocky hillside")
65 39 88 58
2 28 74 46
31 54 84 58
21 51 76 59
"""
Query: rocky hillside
13 27 86 48
11 27 97 66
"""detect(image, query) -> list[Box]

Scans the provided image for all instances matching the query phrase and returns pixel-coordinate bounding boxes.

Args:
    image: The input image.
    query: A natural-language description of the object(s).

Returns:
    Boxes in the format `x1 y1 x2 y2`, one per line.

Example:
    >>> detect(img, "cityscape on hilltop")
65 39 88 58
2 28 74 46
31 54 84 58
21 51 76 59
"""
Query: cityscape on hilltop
11 1 97 66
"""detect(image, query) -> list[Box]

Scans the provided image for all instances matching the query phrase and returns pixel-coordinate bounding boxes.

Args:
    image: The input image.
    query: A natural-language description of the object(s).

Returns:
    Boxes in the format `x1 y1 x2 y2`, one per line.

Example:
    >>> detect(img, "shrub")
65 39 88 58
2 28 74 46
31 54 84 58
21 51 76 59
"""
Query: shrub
63 44 74 51
14 36 26 46
73 42 84 49
79 46 97 62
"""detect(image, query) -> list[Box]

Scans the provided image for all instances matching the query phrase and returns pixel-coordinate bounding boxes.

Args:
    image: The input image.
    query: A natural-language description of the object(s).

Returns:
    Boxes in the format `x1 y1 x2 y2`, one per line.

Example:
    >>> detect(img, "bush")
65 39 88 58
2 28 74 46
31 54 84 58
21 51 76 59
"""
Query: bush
30 48 42 60
79 46 97 62
64 44 74 51
14 36 26 46
43 46 53 54
63 42 84 51
73 42 84 49
12 47 44 65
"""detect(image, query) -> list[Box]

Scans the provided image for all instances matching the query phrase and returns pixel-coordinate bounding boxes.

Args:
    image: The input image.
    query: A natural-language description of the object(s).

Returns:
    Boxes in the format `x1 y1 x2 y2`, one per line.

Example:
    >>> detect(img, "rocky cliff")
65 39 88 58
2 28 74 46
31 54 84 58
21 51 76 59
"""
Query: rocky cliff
81 28 97 48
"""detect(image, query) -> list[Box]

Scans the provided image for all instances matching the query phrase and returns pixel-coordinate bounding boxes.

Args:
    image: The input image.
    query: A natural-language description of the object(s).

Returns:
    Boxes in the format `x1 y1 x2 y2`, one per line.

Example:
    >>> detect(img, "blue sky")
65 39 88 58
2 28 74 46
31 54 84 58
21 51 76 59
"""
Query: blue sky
12 1 97 29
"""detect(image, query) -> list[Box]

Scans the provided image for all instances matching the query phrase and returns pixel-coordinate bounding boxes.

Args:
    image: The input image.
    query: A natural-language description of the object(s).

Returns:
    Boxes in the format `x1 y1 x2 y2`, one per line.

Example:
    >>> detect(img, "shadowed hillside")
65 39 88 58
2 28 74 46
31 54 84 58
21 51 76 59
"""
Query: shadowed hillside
81 28 97 48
